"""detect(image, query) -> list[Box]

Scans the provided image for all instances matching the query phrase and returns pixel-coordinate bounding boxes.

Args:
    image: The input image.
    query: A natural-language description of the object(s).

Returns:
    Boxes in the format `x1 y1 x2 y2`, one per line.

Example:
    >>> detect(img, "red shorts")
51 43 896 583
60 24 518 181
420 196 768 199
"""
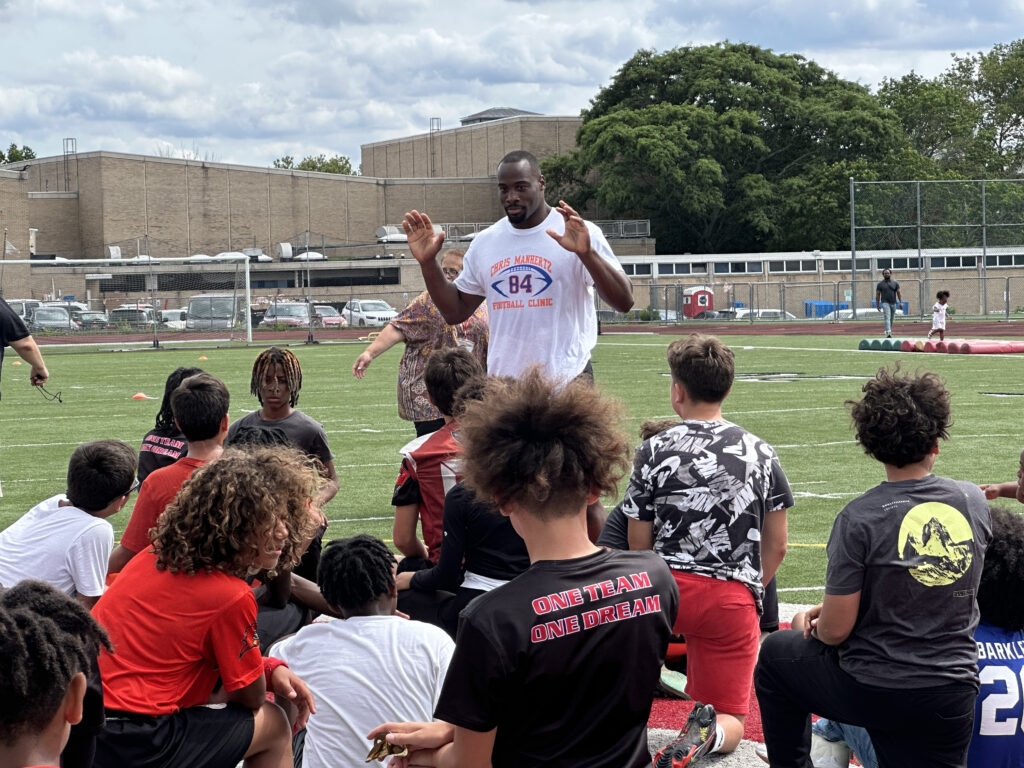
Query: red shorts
672 570 760 715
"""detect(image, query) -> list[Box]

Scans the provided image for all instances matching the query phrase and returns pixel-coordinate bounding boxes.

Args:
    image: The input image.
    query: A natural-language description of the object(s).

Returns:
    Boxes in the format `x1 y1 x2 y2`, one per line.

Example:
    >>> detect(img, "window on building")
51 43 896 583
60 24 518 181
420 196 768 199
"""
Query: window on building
675 263 691 274
747 261 762 273
659 263 675 275
635 263 652 275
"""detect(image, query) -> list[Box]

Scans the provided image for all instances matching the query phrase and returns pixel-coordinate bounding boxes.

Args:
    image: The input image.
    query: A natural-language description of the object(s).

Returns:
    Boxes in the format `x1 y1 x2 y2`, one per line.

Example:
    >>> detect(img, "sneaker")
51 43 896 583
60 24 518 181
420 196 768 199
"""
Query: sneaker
810 733 851 768
652 702 716 767
755 742 769 763
657 665 691 700
885 332 892 338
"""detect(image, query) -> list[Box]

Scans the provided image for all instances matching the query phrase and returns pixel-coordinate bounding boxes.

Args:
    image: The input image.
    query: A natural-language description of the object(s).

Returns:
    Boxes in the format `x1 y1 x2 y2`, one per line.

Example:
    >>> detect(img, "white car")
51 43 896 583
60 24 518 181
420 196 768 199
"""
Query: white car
293 251 326 261
341 299 397 327
733 308 798 320
821 307 906 321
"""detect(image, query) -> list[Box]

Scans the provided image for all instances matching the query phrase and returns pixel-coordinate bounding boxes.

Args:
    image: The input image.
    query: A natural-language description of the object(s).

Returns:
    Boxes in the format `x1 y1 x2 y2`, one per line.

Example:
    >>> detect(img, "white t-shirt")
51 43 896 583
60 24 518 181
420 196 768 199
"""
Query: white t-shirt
456 207 624 379
269 615 454 768
0 494 113 597
932 302 948 329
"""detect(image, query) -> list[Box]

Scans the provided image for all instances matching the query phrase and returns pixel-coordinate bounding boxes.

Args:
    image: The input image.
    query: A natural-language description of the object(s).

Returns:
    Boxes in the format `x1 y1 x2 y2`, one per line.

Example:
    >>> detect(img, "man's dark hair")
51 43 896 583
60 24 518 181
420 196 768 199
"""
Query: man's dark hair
937 290 950 300
424 348 484 417
153 366 204 431
847 365 950 468
666 334 734 403
978 506 1024 631
170 373 230 441
498 150 541 175
0 581 111 747
318 535 395 612
66 439 137 512
251 346 303 406
459 368 630 516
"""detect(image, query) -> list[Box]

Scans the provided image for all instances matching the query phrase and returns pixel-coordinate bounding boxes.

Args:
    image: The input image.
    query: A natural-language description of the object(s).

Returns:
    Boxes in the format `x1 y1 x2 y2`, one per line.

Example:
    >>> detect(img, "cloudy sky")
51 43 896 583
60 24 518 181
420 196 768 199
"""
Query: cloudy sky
1 0 1020 171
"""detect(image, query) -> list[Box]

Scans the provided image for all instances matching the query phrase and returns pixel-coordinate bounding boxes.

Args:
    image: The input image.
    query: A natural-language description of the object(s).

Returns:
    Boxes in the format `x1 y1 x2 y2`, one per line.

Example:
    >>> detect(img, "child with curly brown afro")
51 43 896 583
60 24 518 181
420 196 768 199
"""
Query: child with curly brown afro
92 446 320 768
370 367 679 768
756 365 992 768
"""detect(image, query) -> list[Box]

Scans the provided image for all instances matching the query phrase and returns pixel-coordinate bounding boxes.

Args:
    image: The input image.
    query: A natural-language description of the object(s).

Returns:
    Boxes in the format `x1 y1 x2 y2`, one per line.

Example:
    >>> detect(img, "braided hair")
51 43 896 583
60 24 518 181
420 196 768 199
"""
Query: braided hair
318 535 395 612
250 347 302 406
0 581 111 746
154 366 204 431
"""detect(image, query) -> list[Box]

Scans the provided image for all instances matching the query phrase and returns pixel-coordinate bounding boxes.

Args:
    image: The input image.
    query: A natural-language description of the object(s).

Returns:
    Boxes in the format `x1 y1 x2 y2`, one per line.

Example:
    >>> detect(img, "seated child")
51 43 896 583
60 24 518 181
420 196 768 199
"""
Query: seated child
391 347 484 569
0 439 137 606
108 372 229 574
370 369 679 768
269 535 454 768
0 580 112 768
137 366 203 483
92 446 319 768
755 365 991 768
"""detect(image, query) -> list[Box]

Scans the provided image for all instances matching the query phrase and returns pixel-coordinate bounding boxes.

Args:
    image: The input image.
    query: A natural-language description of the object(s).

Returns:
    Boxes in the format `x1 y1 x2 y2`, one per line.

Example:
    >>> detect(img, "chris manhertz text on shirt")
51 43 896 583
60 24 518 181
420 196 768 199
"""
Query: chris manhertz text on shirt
529 571 661 644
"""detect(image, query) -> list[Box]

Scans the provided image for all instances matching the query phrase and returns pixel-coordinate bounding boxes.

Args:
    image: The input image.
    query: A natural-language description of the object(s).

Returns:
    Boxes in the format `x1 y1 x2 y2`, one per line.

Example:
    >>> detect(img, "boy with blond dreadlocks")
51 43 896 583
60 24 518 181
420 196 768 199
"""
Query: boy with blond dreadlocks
229 347 338 580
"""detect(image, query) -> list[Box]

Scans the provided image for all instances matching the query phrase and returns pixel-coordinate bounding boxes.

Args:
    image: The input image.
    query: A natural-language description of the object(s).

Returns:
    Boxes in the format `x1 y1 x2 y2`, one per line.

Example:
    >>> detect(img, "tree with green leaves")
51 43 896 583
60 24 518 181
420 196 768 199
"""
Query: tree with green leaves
545 43 912 253
273 153 357 175
0 143 36 164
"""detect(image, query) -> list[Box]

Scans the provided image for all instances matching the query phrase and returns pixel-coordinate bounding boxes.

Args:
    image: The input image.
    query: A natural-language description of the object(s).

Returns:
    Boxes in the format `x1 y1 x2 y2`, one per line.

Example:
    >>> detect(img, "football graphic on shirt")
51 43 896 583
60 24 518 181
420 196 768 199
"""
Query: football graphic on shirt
897 502 974 587
490 263 553 299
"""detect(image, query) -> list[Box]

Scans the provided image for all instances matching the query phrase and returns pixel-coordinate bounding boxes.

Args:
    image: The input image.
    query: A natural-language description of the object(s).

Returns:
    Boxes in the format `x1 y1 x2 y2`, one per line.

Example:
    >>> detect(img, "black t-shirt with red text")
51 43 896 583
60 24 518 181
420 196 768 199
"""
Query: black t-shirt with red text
434 548 678 768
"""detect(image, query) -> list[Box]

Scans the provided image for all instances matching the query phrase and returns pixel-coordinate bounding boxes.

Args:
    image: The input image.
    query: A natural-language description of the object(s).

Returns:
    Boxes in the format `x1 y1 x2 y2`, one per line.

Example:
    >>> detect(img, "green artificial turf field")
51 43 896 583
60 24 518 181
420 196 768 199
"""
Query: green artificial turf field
2 334 1021 605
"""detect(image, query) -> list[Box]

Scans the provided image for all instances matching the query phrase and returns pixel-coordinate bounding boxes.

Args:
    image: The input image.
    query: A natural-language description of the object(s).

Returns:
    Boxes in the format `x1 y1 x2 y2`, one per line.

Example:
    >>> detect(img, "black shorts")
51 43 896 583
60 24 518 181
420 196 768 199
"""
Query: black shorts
94 703 254 768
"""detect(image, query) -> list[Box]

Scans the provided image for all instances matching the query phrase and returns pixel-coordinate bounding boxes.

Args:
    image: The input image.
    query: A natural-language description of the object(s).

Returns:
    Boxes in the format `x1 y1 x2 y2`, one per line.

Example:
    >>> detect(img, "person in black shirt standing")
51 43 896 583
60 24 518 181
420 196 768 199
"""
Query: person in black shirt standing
874 269 902 338
369 370 678 768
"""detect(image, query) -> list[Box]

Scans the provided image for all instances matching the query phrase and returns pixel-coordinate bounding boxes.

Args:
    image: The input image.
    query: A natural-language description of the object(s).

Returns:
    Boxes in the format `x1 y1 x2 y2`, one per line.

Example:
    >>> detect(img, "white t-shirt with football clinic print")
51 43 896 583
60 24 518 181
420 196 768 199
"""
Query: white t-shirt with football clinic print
456 207 624 380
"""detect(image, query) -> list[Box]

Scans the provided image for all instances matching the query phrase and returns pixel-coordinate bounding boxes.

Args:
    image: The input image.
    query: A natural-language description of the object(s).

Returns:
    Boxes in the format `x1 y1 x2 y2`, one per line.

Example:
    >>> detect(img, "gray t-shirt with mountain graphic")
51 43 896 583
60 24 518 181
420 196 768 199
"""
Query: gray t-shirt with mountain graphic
826 474 991 689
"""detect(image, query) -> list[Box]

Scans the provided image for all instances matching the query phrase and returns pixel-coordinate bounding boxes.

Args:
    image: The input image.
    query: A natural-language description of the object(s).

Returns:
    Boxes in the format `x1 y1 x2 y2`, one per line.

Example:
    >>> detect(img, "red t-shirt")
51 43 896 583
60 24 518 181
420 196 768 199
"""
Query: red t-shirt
118 457 206 558
391 421 461 562
94 549 262 715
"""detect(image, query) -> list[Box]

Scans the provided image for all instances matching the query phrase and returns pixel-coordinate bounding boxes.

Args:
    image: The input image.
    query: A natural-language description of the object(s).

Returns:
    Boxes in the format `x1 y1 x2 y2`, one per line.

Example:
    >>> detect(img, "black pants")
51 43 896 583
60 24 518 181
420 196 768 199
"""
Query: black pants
755 630 976 768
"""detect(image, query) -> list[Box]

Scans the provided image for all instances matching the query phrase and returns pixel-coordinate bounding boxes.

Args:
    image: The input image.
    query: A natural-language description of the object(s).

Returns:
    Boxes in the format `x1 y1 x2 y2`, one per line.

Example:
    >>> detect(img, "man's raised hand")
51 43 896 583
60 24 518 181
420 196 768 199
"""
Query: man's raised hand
546 200 591 258
403 210 445 265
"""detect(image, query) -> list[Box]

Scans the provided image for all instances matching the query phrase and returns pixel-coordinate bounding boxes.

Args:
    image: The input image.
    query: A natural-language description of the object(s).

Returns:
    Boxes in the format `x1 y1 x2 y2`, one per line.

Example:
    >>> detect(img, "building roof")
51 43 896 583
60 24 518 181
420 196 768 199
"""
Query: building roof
459 107 542 125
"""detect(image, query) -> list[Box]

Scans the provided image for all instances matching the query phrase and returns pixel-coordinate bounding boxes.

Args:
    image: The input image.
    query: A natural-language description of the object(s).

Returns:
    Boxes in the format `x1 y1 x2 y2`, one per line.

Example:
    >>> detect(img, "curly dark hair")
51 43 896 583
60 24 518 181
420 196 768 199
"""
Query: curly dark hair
847 365 950 468
978 506 1024 631
0 581 111 747
251 346 302 406
151 446 319 578
458 367 630 516
153 366 204 431
667 334 734 403
424 347 484 417
318 535 396 613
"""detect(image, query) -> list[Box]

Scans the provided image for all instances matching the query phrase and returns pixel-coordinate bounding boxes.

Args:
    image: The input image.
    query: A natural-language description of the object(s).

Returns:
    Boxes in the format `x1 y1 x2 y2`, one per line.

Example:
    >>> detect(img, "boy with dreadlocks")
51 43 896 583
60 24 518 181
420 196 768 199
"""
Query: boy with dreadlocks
0 580 111 768
269 534 454 768
229 347 337 580
370 369 678 768
136 366 204 484
108 373 229 574
92 447 319 768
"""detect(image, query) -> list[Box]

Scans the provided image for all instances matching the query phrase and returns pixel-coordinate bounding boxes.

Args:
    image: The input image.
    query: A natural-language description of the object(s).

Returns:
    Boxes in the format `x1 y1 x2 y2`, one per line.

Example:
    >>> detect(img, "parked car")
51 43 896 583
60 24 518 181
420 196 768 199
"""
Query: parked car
293 251 326 261
186 294 246 330
341 299 397 327
313 305 348 327
5 299 41 320
821 307 906 321
260 302 312 327
160 309 188 330
733 308 798 321
29 306 78 333
109 306 157 330
77 311 109 330
692 310 722 320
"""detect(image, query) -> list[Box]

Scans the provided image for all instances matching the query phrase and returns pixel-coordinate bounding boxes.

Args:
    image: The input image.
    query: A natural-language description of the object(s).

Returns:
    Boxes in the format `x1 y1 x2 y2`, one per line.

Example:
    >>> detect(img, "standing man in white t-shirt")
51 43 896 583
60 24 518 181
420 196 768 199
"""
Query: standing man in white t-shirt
403 150 634 380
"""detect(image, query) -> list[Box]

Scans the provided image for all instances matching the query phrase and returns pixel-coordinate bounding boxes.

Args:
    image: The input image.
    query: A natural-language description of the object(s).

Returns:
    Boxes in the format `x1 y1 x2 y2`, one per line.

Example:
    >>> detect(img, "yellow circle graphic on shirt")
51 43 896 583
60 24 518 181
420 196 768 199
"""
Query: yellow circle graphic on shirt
896 502 974 587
